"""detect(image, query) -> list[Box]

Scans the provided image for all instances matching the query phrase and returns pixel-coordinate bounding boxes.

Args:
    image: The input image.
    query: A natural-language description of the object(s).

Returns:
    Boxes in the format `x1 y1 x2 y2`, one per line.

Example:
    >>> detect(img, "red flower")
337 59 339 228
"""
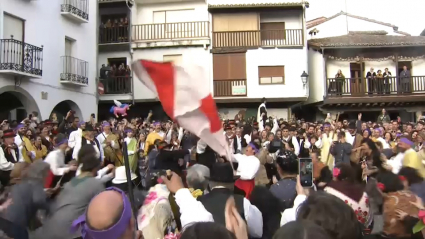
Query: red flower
363 211 368 216
355 210 358 214
365 198 369 204
399 175 406 182
344 200 348 203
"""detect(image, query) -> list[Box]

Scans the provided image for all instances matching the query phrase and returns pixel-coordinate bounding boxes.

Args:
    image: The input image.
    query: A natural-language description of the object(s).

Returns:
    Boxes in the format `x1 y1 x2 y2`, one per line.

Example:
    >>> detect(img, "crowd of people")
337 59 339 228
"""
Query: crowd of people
1 98 425 239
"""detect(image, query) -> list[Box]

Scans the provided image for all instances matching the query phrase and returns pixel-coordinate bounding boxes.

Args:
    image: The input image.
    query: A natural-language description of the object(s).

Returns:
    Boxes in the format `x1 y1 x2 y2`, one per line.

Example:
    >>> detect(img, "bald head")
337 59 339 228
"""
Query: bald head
87 190 124 230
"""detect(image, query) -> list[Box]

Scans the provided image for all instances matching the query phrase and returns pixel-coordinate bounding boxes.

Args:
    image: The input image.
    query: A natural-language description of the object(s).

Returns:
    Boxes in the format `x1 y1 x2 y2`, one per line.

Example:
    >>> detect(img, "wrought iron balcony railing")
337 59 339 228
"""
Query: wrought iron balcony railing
0 38 43 76
61 0 89 21
100 76 132 94
60 56 89 85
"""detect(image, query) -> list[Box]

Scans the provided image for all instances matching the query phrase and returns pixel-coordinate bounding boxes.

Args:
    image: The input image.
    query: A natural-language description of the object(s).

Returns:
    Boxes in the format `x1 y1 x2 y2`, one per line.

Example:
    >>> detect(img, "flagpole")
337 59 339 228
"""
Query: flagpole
122 142 138 229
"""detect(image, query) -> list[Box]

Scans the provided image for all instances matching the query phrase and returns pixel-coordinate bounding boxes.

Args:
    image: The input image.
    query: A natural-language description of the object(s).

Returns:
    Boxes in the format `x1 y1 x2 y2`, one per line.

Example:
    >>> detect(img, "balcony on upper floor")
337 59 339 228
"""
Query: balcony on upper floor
132 21 210 48
213 79 247 98
61 0 89 23
99 26 129 45
60 56 89 86
0 38 43 78
213 29 303 49
323 75 425 110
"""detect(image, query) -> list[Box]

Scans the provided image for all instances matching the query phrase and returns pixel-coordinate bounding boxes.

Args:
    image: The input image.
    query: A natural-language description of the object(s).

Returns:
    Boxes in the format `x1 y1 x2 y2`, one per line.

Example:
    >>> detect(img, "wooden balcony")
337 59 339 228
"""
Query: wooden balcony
213 29 303 48
325 76 425 104
213 80 247 97
132 21 209 41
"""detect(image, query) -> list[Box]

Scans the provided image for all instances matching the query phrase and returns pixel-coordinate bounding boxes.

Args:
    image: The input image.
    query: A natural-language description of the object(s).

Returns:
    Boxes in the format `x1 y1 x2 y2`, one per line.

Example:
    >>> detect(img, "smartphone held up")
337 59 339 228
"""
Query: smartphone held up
299 158 313 187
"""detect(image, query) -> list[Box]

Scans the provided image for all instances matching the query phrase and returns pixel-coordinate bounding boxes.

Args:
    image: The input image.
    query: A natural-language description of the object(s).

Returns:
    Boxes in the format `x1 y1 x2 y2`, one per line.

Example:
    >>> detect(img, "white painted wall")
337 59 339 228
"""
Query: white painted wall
309 15 404 39
306 48 324 104
134 2 208 25
132 47 211 100
260 10 302 29
244 48 308 99
0 0 98 120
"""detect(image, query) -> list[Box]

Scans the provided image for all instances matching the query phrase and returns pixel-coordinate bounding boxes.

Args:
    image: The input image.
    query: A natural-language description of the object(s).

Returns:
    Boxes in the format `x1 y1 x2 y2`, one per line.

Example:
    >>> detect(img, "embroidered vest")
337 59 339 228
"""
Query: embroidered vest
1 144 18 164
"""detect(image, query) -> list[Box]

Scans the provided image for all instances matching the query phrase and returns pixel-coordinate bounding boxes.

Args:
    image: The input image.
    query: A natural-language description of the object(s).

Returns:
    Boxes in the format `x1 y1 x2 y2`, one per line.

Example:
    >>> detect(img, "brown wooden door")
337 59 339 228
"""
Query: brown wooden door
350 63 364 96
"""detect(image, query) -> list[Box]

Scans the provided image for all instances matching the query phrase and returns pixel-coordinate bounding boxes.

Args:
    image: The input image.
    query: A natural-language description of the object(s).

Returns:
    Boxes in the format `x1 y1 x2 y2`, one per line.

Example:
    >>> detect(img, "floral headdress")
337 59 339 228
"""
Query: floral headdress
332 167 341 178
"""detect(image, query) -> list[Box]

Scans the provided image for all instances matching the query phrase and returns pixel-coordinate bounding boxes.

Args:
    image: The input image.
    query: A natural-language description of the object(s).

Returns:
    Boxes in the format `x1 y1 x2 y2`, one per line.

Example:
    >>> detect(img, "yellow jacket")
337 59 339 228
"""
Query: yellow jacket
144 132 163 155
21 136 36 163
34 144 48 161
403 148 425 178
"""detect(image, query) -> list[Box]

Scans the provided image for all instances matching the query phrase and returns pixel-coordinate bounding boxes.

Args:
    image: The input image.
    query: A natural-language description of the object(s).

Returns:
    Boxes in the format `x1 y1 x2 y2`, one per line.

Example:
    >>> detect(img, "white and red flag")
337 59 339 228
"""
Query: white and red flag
132 60 229 156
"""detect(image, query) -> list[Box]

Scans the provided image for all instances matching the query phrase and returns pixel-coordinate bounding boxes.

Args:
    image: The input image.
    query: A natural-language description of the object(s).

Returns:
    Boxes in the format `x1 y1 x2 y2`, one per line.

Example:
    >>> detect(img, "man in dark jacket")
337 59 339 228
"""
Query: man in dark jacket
330 131 352 164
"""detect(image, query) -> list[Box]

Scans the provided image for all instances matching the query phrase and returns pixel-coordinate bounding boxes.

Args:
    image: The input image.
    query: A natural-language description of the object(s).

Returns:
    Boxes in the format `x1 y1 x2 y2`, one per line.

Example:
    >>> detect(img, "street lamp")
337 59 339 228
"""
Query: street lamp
301 71 309 88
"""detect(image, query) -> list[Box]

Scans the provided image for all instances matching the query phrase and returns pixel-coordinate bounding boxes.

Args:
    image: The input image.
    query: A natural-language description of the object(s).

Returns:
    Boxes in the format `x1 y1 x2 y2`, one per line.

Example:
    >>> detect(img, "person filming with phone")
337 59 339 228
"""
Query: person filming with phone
330 131 353 165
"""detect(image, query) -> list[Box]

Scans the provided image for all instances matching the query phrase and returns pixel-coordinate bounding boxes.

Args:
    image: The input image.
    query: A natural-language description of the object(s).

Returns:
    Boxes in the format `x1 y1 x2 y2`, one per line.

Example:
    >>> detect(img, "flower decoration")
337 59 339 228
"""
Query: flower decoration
377 182 385 191
413 210 425 233
189 188 203 199
333 168 341 178
398 175 406 182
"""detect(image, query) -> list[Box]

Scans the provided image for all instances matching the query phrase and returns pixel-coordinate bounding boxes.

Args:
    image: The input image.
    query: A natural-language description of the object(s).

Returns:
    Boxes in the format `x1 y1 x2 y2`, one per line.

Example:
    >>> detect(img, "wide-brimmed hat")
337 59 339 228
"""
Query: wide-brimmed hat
112 166 138 184
84 124 95 132
206 162 239 183
2 129 15 139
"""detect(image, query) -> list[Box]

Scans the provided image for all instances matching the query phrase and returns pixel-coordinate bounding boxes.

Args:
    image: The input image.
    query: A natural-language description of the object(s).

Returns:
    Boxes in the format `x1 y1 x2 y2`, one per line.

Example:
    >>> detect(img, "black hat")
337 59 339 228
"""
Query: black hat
85 124 95 132
2 129 15 139
348 121 356 130
224 125 232 131
206 162 240 183
228 120 236 125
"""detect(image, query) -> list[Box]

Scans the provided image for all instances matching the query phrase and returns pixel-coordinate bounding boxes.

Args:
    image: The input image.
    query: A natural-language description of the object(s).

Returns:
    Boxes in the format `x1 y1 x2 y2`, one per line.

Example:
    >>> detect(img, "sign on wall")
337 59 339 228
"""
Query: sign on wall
232 85 246 95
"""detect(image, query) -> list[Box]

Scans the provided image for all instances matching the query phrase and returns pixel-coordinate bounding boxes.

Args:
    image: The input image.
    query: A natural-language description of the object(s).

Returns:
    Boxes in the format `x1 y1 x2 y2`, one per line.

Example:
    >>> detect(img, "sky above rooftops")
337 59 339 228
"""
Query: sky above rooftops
306 0 425 36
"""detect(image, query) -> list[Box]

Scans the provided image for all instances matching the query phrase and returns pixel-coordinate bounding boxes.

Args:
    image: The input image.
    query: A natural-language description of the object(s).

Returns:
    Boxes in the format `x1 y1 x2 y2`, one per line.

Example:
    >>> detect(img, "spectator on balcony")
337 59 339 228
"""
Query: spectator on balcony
400 65 411 94
366 68 376 95
334 70 345 96
376 70 384 94
383 68 392 94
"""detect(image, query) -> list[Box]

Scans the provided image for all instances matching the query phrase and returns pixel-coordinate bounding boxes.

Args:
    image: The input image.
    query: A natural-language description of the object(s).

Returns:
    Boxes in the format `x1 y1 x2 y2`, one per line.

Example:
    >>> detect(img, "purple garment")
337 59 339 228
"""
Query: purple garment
71 187 133 239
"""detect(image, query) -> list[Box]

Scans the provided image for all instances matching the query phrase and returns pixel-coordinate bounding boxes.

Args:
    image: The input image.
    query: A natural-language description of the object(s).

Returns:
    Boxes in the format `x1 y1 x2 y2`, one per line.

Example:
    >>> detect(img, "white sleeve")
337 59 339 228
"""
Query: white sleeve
292 137 300 156
196 140 207 154
280 195 307 226
68 131 76 148
99 142 105 162
244 134 251 144
315 138 323 149
243 198 263 238
45 152 68 176
259 120 265 132
175 188 214 229
72 141 81 160
178 127 184 141
0 147 13 171
271 118 279 134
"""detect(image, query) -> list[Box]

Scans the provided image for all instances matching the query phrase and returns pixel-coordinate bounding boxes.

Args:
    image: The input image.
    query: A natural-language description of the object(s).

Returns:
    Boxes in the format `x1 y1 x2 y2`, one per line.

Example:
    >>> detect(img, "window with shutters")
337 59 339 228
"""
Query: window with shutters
3 13 24 41
213 53 246 80
258 66 285 85
260 22 285 41
65 38 74 56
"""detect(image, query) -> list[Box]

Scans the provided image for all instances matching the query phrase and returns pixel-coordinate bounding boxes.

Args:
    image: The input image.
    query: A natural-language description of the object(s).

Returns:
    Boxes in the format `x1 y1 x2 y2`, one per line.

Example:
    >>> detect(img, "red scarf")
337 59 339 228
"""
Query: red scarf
235 179 255 200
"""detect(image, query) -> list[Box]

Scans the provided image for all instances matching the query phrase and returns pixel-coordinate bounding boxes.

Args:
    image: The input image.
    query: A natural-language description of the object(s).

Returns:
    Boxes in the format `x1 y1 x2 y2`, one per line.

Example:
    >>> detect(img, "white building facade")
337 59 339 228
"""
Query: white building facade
97 0 309 120
0 0 98 121
305 11 425 122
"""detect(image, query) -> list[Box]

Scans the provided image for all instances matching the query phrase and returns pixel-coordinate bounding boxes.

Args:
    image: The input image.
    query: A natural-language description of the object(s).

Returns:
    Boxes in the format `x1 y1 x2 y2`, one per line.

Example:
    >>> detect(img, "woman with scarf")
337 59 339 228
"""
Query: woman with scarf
324 163 370 227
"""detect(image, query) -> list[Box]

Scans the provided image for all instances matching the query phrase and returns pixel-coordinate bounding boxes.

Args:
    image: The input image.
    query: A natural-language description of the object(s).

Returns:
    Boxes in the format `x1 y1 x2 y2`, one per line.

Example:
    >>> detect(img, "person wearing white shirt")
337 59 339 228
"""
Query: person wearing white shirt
73 124 104 163
44 134 78 188
68 121 85 149
198 162 263 238
0 130 18 186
